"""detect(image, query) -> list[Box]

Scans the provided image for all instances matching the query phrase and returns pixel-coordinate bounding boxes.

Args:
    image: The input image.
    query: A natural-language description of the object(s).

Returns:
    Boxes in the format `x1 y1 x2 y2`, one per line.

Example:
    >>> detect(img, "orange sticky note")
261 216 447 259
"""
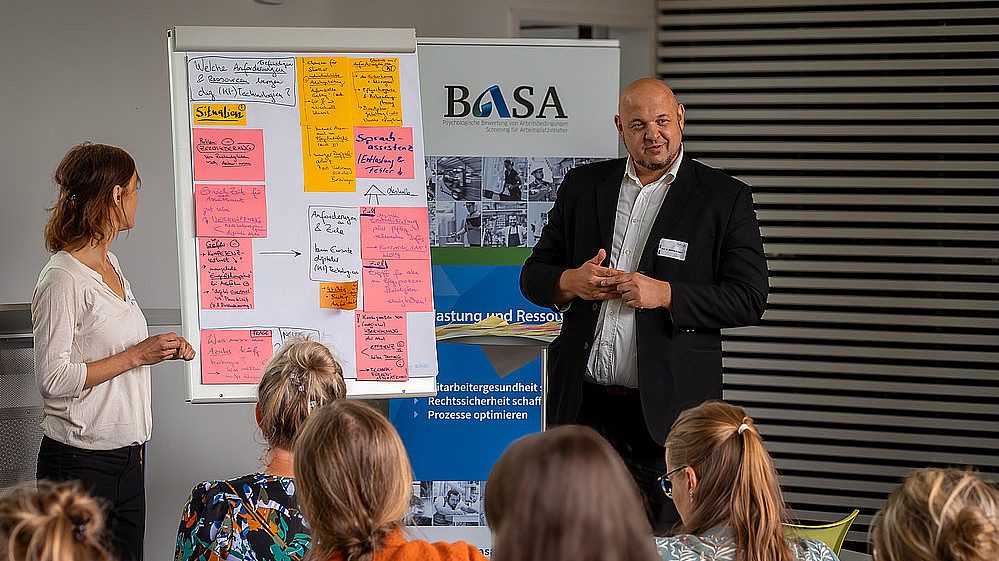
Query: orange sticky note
354 127 414 179
359 206 429 260
302 124 355 191
355 312 408 381
320 281 358 309
350 57 402 126
193 128 265 182
200 329 274 384
297 56 353 125
198 237 254 310
361 259 433 312
194 184 267 238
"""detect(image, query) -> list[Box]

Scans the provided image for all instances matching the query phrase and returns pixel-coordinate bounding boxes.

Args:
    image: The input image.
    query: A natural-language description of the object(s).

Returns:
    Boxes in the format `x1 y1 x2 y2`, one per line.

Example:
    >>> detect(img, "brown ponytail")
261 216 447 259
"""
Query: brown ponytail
0 480 112 561
871 467 999 561
293 400 411 561
665 400 793 561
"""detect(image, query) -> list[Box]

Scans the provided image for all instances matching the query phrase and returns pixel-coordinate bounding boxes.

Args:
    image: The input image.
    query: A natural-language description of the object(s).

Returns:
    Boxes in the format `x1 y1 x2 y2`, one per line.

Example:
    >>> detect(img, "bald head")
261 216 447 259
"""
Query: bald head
614 78 685 183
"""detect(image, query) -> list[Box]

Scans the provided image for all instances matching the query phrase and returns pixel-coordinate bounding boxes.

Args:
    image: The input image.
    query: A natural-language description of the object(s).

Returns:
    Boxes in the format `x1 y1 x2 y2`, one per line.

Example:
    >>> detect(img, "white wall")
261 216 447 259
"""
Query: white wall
0 1 653 558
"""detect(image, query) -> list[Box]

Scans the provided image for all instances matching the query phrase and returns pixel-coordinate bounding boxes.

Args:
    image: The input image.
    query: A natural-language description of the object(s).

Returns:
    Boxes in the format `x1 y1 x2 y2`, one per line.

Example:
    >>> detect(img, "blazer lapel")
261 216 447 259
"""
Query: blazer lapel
639 155 697 272
595 158 627 259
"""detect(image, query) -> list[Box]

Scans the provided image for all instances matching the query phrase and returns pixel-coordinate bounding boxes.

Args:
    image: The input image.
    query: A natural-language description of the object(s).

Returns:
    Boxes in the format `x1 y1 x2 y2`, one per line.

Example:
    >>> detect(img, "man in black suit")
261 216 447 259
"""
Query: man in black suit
520 78 768 532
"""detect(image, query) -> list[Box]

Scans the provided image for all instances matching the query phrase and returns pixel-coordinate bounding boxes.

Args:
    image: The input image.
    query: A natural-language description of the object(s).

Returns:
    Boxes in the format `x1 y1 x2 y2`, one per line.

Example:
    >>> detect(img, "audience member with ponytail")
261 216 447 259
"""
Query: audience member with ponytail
294 400 486 561
871 467 999 561
656 400 839 561
0 480 112 561
174 336 346 561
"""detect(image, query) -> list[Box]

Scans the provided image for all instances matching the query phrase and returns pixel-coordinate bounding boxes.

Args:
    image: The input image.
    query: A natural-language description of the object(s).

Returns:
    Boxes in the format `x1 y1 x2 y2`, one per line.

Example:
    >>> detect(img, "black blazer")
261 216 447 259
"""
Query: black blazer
520 156 768 444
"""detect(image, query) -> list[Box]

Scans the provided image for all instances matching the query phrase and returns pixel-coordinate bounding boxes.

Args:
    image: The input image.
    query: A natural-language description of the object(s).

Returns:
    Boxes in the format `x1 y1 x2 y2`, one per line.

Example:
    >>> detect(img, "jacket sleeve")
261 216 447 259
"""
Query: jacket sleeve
669 184 768 330
31 267 87 399
520 169 576 311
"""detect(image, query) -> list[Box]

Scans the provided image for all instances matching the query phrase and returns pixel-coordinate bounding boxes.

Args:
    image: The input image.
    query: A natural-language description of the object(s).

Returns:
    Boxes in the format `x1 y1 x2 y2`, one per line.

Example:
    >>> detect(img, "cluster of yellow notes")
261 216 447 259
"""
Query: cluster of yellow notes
297 57 402 191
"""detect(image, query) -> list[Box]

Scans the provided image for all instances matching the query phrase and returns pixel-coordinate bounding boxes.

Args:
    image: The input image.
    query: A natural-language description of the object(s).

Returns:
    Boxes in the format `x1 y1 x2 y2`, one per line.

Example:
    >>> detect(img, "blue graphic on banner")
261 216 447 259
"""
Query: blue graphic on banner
389 264 553 481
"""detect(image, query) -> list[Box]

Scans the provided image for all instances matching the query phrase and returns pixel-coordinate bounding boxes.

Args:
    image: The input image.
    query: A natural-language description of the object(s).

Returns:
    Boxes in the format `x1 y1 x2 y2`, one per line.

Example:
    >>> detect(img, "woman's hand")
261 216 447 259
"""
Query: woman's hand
172 336 196 361
130 333 183 366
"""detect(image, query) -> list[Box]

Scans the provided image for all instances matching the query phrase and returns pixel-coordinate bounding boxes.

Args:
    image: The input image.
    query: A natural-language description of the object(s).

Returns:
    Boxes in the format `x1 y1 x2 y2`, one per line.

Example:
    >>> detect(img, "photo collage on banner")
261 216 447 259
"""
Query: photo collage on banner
427 156 610 248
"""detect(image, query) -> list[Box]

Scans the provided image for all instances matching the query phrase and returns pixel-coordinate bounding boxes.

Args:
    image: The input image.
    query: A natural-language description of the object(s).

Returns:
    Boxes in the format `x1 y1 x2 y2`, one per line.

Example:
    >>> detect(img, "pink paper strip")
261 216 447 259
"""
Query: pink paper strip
193 128 265 182
200 329 274 384
353 127 414 179
195 184 267 238
355 312 408 381
359 206 430 260
361 259 432 312
198 237 254 310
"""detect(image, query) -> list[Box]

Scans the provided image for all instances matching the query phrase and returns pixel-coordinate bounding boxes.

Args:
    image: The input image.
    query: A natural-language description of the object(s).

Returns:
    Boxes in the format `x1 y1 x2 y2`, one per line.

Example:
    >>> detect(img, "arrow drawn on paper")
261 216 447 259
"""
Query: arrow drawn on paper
259 250 302 257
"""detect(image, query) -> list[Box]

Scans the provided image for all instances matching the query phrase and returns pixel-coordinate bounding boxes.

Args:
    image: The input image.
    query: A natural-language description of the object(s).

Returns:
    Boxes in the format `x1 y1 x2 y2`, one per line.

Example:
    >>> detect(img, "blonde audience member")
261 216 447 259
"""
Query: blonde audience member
871 467 999 561
485 425 660 561
656 400 839 561
0 480 112 561
294 400 486 561
174 336 345 561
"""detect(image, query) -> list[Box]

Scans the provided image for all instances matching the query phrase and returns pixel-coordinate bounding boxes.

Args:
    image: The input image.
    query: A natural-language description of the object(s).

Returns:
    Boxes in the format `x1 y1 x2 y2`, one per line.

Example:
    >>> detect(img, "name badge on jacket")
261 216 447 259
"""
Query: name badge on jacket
658 238 688 261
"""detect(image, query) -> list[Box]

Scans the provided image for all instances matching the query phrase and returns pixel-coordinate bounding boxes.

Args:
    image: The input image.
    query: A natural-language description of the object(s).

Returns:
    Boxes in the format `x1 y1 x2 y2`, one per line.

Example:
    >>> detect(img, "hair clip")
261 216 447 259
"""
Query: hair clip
737 423 751 434
70 516 89 542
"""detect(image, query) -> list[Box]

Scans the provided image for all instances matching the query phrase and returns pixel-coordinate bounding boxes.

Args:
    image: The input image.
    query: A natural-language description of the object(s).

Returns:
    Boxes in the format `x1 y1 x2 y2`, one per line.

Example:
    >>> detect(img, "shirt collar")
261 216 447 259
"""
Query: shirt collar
624 144 684 187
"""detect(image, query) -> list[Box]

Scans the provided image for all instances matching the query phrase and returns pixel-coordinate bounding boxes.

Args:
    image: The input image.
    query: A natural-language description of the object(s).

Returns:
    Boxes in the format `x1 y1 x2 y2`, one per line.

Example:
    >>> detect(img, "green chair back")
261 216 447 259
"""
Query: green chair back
783 509 859 555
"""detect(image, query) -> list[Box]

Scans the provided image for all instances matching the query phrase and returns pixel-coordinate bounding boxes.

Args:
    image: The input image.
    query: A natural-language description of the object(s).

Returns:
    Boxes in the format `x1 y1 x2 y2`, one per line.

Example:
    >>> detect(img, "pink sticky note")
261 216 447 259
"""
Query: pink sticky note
198 237 254 309
193 128 265 182
201 329 274 384
353 127 414 179
195 184 267 238
361 259 432 312
359 206 430 260
355 312 408 381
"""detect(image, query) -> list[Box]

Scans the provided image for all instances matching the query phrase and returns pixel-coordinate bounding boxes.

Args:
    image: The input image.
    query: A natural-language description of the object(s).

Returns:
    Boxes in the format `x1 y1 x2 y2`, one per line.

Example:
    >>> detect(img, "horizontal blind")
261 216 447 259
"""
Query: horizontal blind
658 0 999 552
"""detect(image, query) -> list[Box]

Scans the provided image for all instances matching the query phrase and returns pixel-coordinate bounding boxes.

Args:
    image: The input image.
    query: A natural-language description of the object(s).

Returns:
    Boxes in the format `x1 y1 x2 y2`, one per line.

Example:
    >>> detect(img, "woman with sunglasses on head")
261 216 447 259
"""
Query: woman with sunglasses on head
32 142 195 561
486 425 661 561
656 400 839 561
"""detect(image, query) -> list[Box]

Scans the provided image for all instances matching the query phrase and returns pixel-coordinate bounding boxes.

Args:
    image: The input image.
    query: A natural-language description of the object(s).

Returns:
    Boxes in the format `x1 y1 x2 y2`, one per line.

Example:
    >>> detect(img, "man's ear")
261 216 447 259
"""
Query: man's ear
677 104 685 131
614 114 624 139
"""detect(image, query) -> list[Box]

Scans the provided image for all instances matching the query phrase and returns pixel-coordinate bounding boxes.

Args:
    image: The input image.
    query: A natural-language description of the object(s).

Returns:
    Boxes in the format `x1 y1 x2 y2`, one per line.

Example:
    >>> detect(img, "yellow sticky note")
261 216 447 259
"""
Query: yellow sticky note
297 57 353 125
302 124 355 192
193 104 247 126
320 281 358 310
351 57 402 126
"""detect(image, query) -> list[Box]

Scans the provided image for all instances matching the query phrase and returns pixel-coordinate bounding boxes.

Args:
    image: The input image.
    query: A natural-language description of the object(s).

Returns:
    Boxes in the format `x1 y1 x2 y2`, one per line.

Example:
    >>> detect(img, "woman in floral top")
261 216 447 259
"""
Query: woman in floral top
655 401 840 561
175 336 346 561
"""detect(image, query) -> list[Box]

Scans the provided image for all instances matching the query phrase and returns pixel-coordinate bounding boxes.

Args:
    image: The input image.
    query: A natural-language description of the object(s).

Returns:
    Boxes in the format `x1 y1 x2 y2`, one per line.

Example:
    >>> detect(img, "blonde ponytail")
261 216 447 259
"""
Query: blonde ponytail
665 401 793 561
0 480 112 561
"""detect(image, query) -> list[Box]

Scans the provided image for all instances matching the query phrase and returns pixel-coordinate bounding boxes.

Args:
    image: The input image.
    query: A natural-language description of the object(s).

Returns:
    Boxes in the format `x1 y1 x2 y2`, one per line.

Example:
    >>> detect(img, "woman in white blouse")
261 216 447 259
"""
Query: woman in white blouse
31 142 194 561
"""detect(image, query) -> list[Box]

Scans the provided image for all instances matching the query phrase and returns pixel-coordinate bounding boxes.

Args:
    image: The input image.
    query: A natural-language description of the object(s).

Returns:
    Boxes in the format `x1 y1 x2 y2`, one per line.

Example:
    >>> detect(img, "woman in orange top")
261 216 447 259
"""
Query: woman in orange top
293 400 487 561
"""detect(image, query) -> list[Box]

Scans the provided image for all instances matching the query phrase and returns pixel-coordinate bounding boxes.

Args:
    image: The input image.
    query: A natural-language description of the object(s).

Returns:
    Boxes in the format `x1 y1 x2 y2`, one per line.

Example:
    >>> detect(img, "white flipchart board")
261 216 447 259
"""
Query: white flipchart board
168 26 437 403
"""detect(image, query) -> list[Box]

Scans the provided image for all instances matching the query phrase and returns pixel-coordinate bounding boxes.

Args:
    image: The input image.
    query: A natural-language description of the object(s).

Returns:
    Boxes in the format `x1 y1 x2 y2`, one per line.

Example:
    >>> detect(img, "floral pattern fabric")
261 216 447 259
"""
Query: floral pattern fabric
656 526 840 561
175 473 310 561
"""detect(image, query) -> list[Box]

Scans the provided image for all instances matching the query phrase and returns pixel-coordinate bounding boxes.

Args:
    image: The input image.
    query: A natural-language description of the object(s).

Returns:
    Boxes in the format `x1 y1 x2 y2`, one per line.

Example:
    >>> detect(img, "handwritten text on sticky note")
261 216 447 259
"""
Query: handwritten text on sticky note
320 281 358 310
309 206 361 282
297 56 353 125
198 237 254 309
359 206 429 260
193 128 265 182
302 124 355 191
195 184 267 238
355 312 408 381
354 127 414 179
362 259 432 312
200 329 274 384
193 104 247 126
188 56 296 106
351 58 402 126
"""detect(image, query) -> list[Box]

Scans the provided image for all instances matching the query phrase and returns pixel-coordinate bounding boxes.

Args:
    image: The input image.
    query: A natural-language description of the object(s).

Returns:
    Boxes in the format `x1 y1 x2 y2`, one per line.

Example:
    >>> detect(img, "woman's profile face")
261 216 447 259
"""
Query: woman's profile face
118 171 140 231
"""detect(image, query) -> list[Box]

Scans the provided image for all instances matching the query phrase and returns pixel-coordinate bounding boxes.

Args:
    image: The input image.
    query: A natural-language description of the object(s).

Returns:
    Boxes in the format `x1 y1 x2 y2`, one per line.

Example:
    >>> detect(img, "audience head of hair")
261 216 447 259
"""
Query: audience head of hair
871 467 999 561
665 400 791 561
255 335 345 452
484 425 660 561
293 400 411 561
0 480 112 561
46 142 138 253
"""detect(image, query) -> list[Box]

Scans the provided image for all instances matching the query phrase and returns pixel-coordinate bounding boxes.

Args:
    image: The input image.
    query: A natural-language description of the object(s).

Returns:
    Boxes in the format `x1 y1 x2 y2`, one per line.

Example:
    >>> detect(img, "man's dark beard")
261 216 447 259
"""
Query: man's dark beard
636 158 671 171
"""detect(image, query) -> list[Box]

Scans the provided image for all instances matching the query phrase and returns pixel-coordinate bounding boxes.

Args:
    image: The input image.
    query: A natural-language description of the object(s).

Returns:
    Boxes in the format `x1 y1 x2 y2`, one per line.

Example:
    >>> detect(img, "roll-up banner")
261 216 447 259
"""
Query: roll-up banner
390 38 620 552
